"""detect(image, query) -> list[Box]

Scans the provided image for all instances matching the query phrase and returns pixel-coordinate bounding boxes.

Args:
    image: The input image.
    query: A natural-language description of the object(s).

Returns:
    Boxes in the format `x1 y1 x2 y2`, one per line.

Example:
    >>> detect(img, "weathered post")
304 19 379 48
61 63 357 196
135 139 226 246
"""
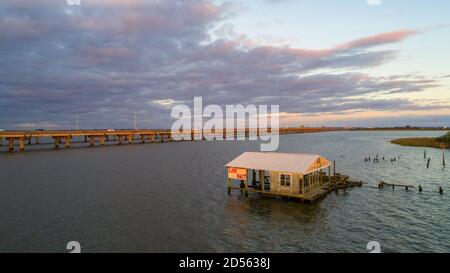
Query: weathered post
442 145 446 167
8 138 14 152
19 137 25 151
260 170 265 192
54 137 60 149
245 170 249 197
65 136 71 149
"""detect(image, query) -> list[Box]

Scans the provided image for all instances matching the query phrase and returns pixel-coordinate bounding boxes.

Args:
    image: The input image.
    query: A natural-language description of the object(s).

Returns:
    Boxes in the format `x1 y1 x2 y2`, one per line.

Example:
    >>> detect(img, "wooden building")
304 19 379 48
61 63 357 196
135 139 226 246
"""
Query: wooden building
226 152 333 202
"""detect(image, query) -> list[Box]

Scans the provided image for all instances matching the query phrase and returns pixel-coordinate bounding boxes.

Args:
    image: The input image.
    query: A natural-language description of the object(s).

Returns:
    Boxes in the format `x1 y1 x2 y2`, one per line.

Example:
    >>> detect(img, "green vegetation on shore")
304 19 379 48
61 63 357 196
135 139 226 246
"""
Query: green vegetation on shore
391 132 450 149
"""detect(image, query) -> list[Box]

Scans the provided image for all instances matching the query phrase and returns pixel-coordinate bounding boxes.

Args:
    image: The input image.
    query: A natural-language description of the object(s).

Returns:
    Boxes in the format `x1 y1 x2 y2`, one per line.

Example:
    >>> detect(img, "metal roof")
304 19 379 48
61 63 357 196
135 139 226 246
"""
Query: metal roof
226 152 331 174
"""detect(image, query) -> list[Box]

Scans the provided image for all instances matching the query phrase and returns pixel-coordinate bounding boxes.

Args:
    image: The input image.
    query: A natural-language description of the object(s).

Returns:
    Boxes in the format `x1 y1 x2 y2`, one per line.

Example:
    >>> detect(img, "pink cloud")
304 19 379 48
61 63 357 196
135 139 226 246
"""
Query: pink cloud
337 30 419 49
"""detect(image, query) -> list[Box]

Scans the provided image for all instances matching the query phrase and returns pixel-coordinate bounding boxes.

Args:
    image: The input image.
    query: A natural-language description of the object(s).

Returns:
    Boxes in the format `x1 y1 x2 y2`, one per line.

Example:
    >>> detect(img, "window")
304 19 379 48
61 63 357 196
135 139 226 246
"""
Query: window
280 174 291 187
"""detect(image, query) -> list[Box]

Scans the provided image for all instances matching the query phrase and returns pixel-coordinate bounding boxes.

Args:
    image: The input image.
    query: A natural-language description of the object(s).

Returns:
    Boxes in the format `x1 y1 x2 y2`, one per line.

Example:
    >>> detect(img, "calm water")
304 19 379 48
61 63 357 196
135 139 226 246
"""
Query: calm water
0 131 449 253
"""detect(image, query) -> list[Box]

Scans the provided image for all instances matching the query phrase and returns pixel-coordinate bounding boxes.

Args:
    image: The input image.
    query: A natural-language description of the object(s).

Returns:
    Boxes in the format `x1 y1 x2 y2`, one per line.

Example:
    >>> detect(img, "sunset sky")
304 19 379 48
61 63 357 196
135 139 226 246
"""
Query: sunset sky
1 0 449 129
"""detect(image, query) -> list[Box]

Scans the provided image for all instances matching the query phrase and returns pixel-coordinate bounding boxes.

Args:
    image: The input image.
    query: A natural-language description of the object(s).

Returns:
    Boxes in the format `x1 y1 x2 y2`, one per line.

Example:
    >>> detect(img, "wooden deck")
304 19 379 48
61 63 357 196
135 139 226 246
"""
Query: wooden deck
231 174 363 203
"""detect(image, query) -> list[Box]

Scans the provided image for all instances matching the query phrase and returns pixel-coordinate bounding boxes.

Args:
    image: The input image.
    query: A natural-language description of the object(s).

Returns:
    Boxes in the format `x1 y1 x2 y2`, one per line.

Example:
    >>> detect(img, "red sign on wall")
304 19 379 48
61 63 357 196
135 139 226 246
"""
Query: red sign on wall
228 168 247 180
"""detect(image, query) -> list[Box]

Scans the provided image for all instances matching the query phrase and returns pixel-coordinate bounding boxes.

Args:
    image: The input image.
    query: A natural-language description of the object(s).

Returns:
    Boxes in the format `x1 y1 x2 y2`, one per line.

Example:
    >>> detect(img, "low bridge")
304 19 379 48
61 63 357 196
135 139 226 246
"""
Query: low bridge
0 127 343 153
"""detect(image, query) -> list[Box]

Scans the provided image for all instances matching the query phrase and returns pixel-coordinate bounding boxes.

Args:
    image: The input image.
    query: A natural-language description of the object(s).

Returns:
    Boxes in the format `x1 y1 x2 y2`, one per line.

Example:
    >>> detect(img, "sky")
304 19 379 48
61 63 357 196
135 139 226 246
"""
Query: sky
0 0 449 129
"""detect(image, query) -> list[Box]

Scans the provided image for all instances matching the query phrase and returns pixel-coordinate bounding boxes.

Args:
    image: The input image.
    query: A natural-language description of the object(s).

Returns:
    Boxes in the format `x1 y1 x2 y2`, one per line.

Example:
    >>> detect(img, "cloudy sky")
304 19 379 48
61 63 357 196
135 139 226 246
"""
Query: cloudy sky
1 0 449 129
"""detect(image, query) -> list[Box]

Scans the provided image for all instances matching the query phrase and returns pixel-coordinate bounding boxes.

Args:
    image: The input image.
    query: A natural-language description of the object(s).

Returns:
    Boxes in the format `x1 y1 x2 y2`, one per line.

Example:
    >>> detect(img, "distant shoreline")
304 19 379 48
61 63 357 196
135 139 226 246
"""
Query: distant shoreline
391 131 450 149
391 138 447 149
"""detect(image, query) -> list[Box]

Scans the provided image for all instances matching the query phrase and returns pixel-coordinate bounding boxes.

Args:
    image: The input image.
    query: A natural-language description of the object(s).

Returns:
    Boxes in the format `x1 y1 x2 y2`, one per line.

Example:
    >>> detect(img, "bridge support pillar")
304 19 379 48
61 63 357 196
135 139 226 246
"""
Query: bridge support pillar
19 138 25 151
65 136 71 149
100 136 105 146
8 138 14 152
54 138 60 149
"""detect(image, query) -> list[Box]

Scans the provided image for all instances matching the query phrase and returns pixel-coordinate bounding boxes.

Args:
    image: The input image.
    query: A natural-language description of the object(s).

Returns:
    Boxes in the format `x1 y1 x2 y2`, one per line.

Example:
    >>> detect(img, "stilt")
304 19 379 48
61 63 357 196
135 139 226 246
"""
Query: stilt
260 170 265 192
27 136 32 145
245 172 249 197
35 136 40 144
90 136 95 147
141 135 145 144
65 136 71 149
0 137 2 146
84 136 87 143
8 138 14 152
127 135 133 144
54 138 60 149
100 136 105 146
118 135 122 145
19 138 25 151
228 178 231 194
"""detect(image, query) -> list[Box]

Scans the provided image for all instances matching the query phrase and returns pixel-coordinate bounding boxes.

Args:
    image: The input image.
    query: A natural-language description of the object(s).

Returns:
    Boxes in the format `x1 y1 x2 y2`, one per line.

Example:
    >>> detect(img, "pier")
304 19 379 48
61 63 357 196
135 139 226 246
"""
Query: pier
0 127 342 153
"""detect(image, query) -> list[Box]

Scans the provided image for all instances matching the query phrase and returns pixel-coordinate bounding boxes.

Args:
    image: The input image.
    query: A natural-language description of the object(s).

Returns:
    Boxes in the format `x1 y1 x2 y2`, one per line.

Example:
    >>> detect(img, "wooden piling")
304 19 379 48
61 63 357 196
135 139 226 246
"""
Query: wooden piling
54 138 60 149
19 138 25 151
8 138 14 152
260 170 265 192
65 136 71 149
245 172 249 197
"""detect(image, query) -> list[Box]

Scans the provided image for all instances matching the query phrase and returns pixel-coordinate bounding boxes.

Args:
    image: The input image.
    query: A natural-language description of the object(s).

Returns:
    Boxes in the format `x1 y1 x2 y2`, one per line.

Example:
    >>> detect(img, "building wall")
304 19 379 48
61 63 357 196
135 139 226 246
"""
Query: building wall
269 171 303 195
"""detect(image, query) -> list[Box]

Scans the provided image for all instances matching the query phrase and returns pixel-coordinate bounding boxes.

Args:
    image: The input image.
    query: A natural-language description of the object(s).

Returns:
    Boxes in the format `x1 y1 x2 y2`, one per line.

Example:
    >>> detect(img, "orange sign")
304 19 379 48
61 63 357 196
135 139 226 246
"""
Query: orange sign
228 168 247 180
